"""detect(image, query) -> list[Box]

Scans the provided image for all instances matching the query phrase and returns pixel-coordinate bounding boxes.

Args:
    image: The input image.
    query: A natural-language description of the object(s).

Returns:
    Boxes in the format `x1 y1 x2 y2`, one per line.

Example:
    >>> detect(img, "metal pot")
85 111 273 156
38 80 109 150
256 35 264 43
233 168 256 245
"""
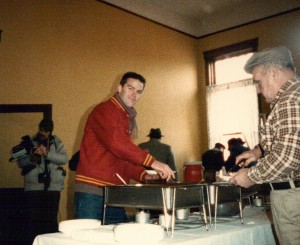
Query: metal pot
159 214 172 228
209 202 241 217
252 196 263 207
175 208 190 220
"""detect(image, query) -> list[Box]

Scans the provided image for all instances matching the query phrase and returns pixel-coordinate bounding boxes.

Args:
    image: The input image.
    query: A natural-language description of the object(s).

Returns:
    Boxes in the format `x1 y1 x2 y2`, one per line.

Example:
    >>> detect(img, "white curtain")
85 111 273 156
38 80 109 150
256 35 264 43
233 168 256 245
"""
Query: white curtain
206 78 259 150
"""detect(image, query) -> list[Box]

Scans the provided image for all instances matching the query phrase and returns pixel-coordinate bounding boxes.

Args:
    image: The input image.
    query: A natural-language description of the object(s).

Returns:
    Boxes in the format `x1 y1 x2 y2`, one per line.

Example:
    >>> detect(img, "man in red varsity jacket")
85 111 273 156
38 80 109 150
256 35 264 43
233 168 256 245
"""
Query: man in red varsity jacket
74 72 175 224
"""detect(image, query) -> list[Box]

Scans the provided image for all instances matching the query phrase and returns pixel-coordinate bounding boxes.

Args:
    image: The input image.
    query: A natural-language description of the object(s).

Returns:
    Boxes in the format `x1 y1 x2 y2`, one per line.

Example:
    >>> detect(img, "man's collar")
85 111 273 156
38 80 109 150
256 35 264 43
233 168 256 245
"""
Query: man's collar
270 77 297 108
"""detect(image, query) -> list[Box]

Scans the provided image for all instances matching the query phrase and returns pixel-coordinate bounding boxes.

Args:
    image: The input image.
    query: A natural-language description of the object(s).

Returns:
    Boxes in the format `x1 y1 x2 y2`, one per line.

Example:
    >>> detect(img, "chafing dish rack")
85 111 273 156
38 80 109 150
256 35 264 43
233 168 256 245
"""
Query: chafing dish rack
103 183 210 236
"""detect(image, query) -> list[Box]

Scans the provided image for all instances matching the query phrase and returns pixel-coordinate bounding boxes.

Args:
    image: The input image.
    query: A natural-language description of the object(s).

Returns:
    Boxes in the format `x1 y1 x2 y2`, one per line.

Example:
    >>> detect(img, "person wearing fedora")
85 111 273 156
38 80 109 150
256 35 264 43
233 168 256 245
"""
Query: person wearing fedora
139 128 178 181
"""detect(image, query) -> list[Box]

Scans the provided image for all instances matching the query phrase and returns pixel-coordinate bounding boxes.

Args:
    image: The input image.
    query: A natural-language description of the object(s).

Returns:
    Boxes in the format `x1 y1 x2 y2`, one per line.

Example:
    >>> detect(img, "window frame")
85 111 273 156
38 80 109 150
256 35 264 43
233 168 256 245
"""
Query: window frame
0 104 52 120
203 38 258 86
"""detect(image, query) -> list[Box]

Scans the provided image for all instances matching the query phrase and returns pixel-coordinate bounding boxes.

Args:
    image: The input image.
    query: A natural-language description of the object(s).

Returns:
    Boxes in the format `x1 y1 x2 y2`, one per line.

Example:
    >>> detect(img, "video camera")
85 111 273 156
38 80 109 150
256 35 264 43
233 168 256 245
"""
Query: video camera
9 135 35 162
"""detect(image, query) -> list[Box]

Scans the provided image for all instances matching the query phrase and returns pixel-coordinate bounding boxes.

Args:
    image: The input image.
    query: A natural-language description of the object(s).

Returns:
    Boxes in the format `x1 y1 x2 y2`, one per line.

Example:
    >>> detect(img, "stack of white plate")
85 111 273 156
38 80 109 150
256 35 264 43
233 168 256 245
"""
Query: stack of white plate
58 219 101 236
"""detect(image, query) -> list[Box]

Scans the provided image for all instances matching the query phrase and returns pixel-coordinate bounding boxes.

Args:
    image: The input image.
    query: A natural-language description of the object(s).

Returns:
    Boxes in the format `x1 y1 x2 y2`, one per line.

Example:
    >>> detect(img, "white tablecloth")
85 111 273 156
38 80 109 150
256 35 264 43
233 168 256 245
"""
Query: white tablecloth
33 206 276 245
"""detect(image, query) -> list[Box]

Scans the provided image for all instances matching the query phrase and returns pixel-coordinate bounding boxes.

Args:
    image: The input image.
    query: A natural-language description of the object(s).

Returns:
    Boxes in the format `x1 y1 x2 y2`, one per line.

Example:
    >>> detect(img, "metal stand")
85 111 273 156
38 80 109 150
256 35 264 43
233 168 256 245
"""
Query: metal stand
213 184 243 229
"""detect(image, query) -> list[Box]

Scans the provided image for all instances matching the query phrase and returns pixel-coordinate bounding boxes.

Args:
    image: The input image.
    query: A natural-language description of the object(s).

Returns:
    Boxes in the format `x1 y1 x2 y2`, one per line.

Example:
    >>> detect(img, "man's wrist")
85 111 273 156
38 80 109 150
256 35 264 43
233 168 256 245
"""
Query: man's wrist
255 144 264 157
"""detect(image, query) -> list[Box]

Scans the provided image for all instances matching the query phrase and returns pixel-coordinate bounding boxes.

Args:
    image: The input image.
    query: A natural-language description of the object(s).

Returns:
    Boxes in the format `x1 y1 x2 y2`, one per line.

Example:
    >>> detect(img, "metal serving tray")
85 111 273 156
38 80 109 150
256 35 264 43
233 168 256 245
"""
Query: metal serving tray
104 183 208 210
103 183 210 235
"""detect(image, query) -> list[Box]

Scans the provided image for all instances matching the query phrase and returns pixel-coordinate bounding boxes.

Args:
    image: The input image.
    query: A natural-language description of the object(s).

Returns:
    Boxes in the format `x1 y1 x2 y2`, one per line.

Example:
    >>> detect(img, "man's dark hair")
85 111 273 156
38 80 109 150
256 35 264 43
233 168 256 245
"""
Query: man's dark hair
39 119 54 132
228 138 245 147
120 72 146 87
215 143 225 149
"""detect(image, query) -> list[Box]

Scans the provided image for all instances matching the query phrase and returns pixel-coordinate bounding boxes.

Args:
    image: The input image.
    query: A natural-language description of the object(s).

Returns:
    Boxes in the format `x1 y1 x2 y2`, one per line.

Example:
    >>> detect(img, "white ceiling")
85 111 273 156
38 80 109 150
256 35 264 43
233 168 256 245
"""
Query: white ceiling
100 0 300 38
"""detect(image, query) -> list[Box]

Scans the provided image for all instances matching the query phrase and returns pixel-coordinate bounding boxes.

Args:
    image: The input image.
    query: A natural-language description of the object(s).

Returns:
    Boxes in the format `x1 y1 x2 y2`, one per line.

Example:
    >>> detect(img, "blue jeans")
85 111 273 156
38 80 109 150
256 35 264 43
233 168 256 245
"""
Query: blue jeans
74 192 129 224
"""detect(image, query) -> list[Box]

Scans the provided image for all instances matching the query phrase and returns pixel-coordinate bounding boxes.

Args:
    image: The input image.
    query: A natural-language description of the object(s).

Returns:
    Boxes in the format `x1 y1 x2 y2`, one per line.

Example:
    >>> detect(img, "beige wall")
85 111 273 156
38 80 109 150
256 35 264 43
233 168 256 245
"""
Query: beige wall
0 0 299 221
0 0 200 220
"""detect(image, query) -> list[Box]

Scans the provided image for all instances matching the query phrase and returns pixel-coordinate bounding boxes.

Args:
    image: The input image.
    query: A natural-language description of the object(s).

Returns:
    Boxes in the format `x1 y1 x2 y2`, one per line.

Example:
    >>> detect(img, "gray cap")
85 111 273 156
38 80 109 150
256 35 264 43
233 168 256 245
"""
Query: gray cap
244 46 295 74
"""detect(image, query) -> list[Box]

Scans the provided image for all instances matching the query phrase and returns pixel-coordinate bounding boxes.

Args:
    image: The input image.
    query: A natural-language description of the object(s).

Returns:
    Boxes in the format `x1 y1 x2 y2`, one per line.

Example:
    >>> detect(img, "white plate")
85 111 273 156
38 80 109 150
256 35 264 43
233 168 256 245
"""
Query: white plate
59 219 101 235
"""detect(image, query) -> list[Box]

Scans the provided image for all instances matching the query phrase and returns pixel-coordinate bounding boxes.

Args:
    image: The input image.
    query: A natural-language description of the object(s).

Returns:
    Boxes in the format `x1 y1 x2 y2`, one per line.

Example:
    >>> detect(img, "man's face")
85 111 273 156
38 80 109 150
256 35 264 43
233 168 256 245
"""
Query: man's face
252 66 278 103
118 78 144 107
38 130 50 140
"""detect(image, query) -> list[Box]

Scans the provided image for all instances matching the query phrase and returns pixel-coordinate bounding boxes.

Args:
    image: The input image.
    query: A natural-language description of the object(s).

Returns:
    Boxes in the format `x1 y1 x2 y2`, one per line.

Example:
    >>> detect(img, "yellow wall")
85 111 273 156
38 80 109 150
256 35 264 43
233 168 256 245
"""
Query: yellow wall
0 0 200 220
0 0 299 221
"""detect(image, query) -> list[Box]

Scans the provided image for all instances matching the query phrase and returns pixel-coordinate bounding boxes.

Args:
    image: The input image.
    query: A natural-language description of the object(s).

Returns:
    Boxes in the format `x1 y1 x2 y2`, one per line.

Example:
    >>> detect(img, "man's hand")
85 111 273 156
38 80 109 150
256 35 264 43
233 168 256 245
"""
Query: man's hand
34 145 48 156
229 168 255 188
151 160 175 181
235 147 261 168
144 173 161 181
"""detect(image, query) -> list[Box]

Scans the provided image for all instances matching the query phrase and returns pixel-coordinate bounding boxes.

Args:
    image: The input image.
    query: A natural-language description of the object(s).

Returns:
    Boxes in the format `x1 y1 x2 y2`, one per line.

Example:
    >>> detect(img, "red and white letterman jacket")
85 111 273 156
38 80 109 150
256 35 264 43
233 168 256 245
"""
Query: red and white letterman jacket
75 96 154 187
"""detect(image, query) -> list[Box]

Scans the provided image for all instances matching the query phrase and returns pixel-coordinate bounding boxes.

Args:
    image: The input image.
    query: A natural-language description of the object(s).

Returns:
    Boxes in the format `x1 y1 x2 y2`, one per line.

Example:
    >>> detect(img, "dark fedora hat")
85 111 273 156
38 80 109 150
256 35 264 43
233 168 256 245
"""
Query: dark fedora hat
147 128 163 139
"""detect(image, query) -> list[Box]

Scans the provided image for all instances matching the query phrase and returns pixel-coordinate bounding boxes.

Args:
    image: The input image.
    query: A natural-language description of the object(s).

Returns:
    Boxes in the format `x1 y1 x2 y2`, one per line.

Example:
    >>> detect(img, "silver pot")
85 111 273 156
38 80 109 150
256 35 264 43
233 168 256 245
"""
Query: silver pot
175 208 190 220
252 197 263 207
209 202 241 217
159 214 172 228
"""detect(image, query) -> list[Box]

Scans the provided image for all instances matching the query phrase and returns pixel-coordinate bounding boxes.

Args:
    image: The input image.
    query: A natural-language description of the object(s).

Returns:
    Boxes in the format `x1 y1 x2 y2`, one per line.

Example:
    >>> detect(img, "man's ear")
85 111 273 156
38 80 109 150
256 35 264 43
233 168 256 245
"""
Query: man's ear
269 67 278 78
117 84 122 93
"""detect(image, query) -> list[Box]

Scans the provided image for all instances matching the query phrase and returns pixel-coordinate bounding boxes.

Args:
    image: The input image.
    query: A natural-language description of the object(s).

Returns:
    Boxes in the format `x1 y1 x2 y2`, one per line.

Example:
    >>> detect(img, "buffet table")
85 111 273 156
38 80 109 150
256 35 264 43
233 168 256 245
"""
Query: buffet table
33 206 276 245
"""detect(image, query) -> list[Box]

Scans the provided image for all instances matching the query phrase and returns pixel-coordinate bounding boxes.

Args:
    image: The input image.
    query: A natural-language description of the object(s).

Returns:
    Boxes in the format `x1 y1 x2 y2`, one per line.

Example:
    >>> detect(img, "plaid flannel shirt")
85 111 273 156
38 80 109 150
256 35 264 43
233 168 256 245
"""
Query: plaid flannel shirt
249 77 300 183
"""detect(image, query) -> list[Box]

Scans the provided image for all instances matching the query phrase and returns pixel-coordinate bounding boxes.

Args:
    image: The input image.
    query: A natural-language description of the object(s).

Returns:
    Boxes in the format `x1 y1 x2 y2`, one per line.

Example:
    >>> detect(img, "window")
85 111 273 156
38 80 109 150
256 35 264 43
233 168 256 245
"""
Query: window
215 53 253 85
203 39 259 156
204 38 258 85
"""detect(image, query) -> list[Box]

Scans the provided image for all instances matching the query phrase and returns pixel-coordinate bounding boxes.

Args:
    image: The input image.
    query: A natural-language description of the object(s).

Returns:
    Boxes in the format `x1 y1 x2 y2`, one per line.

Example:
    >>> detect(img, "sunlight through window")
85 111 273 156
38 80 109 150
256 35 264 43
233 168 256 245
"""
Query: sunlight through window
206 52 259 155
215 53 253 84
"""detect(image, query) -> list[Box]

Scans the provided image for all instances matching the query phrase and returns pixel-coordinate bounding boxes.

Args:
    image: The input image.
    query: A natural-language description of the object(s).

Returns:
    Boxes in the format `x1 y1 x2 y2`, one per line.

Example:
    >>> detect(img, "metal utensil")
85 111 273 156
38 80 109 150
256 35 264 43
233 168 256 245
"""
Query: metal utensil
253 196 263 207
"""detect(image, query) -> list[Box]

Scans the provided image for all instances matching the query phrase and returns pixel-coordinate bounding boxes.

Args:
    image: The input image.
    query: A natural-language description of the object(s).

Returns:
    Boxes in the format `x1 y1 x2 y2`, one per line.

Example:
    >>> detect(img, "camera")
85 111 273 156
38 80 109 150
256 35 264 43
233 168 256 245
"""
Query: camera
38 172 51 185
9 135 35 161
